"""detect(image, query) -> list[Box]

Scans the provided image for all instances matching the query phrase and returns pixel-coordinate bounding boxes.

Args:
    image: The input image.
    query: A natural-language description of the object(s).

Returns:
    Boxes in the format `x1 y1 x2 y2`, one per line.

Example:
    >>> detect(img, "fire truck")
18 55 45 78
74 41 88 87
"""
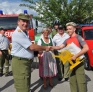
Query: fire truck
76 24 93 70
0 10 35 42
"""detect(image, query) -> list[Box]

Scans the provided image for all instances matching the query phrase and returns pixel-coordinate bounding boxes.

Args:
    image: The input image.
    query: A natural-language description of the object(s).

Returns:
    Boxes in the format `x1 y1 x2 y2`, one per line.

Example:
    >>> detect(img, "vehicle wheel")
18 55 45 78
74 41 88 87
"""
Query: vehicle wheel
84 54 91 70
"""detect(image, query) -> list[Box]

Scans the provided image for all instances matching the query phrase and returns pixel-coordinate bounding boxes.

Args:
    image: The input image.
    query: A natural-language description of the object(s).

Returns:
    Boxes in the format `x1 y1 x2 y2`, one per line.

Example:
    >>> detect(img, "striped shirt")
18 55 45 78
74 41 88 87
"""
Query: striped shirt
0 34 10 50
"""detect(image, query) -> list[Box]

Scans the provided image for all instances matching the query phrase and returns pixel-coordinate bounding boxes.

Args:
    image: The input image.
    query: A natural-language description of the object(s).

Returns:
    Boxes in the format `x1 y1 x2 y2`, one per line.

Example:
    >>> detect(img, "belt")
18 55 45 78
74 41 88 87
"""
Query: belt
12 56 32 61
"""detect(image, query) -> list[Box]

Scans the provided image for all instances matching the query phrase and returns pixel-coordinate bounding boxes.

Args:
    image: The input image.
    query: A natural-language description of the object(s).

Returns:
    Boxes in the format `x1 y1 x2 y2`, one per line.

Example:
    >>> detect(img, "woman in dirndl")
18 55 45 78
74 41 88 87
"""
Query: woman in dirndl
37 28 57 89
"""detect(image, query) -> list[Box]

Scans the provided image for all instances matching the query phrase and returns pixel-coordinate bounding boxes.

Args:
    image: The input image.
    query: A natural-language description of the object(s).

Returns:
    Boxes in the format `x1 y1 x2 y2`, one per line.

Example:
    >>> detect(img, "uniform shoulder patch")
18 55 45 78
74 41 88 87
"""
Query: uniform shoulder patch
18 29 21 32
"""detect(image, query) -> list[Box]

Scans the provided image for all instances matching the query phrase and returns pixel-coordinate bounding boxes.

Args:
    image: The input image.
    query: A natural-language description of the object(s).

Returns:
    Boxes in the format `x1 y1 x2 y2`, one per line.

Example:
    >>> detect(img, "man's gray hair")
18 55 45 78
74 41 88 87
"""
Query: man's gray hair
42 28 50 33
66 22 77 27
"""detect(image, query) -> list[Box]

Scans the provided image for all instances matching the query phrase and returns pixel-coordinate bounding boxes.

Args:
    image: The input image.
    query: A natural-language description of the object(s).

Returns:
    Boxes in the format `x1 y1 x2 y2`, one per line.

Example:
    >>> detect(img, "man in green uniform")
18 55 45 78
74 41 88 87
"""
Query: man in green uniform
0 28 11 77
11 13 50 92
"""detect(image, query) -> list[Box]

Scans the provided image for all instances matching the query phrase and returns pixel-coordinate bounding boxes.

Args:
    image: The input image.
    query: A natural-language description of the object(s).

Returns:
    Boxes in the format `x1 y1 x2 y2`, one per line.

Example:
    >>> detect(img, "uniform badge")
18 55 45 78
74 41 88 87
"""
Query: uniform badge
18 29 21 32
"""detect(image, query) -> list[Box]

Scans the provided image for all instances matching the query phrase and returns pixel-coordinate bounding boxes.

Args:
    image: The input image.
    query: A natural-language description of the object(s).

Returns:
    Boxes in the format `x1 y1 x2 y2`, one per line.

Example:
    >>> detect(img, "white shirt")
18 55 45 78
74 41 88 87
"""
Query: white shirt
11 26 34 59
53 33 69 52
0 34 10 50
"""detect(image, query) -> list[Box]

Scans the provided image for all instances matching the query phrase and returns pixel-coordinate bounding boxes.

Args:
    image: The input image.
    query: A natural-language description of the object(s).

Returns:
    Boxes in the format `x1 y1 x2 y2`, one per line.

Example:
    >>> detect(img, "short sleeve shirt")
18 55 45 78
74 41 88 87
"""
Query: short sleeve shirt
52 33 70 52
63 34 86 48
0 34 10 50
11 26 34 59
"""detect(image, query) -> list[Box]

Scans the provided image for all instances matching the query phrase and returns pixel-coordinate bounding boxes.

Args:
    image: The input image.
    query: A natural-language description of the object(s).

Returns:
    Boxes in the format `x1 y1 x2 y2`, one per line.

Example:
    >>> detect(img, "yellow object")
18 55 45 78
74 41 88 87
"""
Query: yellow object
53 50 84 71
8 43 12 54
9 43 12 49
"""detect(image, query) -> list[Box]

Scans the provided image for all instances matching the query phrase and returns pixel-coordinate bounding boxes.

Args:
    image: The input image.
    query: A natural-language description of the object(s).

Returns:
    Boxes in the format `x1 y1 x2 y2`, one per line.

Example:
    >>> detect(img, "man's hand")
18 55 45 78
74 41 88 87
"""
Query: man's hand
71 55 77 61
46 46 51 51
39 51 43 54
0 51 2 56
49 46 54 51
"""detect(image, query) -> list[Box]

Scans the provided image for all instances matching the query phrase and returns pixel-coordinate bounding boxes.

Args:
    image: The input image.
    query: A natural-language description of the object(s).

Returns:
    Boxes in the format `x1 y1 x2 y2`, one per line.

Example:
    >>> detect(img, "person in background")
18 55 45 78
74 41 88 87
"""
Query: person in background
38 28 57 89
38 26 52 80
51 22 89 92
47 26 53 38
40 26 52 39
0 27 12 77
51 20 60 38
51 21 63 81
11 14 50 92
53 25 70 81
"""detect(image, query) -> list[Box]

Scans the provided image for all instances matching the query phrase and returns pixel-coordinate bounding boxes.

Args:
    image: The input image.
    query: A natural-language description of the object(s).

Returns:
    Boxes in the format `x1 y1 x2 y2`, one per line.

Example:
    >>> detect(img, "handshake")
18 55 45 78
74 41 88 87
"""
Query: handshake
46 46 54 51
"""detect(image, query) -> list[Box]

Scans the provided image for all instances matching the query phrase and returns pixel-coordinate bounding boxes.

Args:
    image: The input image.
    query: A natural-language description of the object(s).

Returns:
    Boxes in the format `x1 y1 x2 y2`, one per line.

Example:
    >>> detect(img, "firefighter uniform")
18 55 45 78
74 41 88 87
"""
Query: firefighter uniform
63 34 87 92
11 14 34 92
0 28 10 76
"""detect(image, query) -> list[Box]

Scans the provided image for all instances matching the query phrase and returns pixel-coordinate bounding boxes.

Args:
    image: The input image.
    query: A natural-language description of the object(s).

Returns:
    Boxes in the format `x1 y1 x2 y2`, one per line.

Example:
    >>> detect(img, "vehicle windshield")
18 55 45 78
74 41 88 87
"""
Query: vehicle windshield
84 30 93 40
0 17 33 30
0 17 18 30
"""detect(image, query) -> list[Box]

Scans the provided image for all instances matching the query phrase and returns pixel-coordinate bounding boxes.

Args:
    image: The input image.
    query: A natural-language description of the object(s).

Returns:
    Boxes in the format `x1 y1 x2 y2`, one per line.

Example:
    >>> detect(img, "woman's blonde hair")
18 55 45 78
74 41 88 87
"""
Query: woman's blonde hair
42 28 50 33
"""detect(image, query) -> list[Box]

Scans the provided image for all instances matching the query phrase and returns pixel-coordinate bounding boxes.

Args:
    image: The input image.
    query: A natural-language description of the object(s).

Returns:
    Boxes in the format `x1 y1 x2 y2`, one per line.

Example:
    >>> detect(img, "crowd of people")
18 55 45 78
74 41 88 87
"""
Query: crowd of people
0 13 89 92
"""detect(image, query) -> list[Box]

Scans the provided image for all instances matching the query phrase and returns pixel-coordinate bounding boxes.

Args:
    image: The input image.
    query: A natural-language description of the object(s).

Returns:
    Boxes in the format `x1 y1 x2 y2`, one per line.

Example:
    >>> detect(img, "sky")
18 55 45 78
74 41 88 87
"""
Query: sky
0 0 37 15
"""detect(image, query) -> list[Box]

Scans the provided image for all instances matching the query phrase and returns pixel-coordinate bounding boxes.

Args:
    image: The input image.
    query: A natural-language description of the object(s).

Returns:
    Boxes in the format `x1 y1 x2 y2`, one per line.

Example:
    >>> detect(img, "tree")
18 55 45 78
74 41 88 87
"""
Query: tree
20 0 93 26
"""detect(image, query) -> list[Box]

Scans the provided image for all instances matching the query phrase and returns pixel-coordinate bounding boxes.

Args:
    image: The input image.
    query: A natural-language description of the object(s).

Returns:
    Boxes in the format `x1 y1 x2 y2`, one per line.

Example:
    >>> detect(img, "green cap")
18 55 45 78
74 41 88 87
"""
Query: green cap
18 13 30 20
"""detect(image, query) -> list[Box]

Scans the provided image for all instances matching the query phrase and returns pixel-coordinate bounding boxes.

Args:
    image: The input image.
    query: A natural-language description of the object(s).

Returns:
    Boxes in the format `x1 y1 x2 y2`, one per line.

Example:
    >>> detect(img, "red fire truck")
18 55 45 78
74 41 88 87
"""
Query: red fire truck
76 24 93 70
0 10 35 42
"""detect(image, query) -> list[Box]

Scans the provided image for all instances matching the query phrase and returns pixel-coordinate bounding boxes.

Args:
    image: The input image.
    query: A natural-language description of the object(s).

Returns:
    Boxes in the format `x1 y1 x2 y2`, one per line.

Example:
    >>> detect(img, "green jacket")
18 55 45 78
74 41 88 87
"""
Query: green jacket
51 29 57 38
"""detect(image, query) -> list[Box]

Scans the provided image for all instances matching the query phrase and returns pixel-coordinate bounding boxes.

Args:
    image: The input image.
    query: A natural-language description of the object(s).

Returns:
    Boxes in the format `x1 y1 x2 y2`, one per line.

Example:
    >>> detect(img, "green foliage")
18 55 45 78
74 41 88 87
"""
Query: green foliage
20 0 93 26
